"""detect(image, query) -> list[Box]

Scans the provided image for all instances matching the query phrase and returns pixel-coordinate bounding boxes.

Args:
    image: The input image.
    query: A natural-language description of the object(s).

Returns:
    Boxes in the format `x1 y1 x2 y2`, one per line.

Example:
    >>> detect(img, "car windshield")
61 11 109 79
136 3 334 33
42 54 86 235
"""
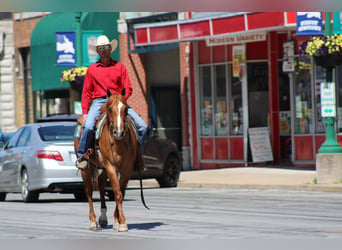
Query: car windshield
38 125 75 142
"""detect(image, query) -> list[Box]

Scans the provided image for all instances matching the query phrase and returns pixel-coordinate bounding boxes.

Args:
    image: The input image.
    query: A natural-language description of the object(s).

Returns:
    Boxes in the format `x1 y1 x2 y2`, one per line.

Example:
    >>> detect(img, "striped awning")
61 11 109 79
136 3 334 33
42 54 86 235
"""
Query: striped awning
133 12 297 47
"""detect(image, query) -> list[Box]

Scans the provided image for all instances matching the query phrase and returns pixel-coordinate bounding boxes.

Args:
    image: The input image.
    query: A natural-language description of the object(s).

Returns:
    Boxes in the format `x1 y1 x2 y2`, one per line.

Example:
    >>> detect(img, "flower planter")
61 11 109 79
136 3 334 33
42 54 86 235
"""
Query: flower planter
69 80 84 92
314 54 342 68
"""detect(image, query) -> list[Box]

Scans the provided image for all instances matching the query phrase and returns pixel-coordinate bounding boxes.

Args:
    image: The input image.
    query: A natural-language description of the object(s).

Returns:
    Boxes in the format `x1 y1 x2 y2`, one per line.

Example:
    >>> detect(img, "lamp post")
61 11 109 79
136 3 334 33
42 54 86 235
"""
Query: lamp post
318 12 342 153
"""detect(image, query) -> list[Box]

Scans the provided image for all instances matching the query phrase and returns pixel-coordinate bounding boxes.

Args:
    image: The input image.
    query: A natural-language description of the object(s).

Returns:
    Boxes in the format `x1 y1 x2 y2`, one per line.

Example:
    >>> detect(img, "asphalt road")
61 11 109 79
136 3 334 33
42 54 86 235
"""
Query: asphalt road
1 187 342 239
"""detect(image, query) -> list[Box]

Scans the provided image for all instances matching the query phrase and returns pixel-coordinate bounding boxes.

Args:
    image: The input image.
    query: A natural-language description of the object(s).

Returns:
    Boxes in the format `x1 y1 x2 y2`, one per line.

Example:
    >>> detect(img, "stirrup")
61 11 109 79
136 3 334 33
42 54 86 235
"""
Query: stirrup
76 156 88 170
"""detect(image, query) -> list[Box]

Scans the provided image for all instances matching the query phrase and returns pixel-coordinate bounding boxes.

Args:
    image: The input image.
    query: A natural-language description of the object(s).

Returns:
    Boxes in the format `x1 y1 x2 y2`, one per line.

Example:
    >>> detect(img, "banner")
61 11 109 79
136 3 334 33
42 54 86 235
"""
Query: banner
82 30 103 66
333 12 342 34
296 12 323 36
232 45 246 78
56 31 76 66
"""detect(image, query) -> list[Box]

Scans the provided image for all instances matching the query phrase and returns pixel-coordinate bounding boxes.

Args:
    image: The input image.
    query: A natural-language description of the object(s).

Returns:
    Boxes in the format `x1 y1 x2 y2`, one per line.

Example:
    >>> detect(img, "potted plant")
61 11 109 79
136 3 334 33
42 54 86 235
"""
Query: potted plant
300 34 342 68
60 66 88 92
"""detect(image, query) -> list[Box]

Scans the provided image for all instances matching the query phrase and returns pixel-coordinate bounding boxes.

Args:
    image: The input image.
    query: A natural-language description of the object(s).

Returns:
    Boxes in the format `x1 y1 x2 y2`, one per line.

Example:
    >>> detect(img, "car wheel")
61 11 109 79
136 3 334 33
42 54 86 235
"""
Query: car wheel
74 191 87 202
0 192 6 201
157 155 181 188
21 169 39 203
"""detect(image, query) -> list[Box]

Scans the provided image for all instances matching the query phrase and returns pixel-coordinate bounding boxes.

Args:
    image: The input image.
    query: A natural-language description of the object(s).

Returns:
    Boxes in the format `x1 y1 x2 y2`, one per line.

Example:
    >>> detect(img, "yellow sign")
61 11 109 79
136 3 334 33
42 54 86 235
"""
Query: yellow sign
232 45 246 77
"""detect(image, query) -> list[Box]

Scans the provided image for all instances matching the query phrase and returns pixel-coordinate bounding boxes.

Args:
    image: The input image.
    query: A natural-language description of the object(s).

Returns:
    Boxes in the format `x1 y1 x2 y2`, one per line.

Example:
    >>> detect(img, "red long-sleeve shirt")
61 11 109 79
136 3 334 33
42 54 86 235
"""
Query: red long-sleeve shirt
81 59 133 115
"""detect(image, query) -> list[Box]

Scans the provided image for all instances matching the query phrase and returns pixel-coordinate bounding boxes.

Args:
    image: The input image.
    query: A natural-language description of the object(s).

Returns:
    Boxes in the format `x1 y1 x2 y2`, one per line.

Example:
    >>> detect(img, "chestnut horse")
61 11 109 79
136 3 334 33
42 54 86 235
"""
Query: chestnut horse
74 88 148 232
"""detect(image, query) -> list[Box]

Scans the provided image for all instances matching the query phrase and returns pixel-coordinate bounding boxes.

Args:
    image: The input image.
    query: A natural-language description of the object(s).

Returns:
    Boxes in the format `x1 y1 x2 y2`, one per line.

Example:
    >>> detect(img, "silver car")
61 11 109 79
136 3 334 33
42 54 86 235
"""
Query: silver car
0 122 84 202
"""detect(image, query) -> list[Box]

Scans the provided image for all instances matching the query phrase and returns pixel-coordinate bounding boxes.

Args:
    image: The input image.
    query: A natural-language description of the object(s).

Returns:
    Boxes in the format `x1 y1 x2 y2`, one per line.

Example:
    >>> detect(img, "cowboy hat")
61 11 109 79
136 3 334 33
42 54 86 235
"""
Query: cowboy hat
90 35 118 53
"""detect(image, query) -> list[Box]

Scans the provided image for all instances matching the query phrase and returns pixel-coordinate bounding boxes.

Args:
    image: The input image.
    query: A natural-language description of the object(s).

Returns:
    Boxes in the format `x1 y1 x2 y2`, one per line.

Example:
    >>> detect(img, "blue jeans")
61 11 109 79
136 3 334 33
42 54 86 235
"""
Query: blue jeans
77 98 148 158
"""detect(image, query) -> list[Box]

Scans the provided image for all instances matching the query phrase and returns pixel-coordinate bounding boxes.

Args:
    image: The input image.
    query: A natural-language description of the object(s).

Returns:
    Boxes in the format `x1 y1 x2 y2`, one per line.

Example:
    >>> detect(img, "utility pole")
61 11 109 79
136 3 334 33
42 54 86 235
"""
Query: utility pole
318 12 342 153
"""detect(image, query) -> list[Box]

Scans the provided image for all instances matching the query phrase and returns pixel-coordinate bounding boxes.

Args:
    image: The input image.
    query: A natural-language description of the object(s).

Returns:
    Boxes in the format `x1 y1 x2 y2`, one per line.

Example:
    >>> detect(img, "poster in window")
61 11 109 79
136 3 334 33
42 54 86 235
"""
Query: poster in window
282 41 295 73
232 45 246 77
56 31 76 66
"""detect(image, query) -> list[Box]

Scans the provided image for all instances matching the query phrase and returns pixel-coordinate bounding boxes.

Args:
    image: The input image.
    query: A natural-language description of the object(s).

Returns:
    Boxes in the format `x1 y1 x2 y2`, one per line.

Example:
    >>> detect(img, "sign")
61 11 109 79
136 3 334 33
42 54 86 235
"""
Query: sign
321 82 336 117
296 12 323 36
56 31 76 66
206 32 266 46
82 30 103 66
333 12 342 34
232 45 246 78
248 127 273 163
282 41 295 72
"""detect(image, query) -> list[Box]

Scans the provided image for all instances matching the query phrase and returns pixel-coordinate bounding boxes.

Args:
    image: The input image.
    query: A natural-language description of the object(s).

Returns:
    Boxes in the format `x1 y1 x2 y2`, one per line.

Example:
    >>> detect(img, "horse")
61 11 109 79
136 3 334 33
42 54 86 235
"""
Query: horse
74 88 148 232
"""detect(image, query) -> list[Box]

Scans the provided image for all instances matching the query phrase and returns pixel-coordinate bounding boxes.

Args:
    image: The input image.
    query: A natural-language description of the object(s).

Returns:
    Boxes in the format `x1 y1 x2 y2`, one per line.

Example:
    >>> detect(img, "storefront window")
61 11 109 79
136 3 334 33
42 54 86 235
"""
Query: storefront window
214 65 228 136
230 67 243 135
199 66 213 136
315 65 326 133
295 56 313 134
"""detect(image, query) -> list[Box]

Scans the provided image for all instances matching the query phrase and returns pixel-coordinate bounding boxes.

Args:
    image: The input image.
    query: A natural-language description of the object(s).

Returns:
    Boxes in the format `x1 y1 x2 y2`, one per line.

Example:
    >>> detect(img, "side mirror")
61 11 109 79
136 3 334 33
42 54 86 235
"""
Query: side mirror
148 128 158 138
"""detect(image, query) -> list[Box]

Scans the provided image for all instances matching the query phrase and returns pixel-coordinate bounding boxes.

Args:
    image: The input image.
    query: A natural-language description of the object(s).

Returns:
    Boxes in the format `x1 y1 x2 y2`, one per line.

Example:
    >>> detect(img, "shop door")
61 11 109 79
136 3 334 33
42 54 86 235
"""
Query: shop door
248 62 269 128
278 64 292 162
151 86 182 150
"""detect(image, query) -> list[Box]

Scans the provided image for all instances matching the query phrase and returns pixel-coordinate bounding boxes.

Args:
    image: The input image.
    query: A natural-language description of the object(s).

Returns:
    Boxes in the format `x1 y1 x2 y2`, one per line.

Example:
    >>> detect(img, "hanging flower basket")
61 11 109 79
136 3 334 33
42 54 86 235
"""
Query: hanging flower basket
60 66 87 92
300 34 342 68
314 54 342 68
69 79 84 92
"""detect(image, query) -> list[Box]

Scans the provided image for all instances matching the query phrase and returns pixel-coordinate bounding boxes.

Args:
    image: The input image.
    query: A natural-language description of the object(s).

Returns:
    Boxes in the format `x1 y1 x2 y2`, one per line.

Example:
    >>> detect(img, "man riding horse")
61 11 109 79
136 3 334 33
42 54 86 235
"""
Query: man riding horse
76 35 148 170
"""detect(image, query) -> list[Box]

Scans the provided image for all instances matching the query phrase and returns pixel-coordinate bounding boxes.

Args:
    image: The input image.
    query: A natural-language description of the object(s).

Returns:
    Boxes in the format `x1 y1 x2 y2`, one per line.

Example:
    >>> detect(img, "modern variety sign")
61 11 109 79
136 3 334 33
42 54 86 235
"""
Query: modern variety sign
206 32 266 46
296 12 323 36
56 31 76 66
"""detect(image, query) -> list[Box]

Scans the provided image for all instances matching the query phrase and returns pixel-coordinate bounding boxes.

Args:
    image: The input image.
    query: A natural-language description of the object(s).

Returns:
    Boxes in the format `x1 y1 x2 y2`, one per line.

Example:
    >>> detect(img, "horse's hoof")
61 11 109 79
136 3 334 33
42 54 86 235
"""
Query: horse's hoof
113 223 119 231
118 224 128 232
89 221 100 230
99 218 108 228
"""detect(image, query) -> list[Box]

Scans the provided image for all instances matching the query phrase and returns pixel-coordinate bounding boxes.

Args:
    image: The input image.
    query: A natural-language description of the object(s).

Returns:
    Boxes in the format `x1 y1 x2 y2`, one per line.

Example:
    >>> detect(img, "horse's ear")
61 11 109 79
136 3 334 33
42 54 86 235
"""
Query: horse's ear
107 89 112 97
121 88 126 97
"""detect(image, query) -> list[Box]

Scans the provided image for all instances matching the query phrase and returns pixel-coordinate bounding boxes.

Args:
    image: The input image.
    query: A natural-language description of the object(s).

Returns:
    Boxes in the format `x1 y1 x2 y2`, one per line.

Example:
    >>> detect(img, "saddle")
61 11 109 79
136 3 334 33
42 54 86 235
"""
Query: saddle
74 114 142 170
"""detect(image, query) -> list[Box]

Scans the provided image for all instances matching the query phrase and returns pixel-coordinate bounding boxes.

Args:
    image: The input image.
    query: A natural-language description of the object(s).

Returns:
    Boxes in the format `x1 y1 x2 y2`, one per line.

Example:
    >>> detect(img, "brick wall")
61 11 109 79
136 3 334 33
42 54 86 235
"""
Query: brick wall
119 32 148 124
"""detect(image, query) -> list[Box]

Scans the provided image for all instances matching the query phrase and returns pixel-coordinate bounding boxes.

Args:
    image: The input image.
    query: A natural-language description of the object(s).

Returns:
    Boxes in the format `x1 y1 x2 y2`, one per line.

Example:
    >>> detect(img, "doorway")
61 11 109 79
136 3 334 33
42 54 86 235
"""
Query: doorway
151 86 182 150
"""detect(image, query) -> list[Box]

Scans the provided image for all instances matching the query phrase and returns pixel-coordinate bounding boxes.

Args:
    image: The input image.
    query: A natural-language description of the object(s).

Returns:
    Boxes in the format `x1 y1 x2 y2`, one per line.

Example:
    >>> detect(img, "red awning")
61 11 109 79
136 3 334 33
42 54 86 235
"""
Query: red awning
134 12 297 47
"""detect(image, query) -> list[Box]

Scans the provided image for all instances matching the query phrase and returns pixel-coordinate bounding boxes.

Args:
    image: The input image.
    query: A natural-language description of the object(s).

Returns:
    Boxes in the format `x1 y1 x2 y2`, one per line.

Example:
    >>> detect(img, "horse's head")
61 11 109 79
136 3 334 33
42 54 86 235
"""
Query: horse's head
106 88 128 140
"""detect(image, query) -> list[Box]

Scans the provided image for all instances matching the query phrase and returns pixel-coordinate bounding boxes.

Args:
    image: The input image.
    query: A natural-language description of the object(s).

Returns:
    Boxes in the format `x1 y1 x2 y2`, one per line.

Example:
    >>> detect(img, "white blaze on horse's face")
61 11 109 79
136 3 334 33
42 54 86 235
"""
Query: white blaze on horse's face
112 100 125 140
117 101 124 133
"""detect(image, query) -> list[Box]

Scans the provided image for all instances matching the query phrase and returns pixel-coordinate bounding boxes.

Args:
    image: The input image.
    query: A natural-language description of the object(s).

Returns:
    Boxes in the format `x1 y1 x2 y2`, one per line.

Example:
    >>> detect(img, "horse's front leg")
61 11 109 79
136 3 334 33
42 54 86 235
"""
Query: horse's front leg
98 169 108 228
113 174 131 231
106 165 127 232
81 169 99 230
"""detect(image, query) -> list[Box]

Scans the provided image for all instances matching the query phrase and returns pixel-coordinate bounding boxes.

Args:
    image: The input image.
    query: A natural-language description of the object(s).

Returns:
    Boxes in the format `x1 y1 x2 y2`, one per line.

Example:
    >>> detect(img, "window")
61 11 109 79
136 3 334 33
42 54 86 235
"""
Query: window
294 56 312 134
199 66 213 136
6 128 24 149
214 65 228 136
17 127 31 147
230 67 243 135
38 125 75 142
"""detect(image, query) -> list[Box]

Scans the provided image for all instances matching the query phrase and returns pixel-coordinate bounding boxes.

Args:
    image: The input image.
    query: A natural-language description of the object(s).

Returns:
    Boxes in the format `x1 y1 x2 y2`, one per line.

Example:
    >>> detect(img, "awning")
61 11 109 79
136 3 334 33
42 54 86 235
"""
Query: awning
134 12 297 47
31 12 119 92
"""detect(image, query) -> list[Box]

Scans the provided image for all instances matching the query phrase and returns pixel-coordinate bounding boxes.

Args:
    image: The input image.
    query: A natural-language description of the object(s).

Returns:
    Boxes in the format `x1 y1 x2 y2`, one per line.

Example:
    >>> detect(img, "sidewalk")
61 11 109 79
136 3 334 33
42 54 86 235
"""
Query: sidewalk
129 167 342 192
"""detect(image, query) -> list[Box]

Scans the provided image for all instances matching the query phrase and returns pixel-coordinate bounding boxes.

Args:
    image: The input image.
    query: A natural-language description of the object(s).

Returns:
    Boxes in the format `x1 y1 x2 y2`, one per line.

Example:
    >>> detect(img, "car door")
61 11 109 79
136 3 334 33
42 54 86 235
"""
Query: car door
0 127 31 188
0 127 24 188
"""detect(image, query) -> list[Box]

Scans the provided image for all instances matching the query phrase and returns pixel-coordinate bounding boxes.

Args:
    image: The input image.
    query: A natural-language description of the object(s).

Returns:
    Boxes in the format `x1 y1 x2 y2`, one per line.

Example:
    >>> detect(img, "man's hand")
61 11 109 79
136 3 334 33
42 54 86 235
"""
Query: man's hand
77 115 87 125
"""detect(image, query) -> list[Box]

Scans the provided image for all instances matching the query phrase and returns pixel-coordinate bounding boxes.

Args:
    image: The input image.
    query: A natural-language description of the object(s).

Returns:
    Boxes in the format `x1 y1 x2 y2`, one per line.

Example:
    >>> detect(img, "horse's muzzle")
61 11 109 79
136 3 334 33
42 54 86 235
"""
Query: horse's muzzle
113 130 125 140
